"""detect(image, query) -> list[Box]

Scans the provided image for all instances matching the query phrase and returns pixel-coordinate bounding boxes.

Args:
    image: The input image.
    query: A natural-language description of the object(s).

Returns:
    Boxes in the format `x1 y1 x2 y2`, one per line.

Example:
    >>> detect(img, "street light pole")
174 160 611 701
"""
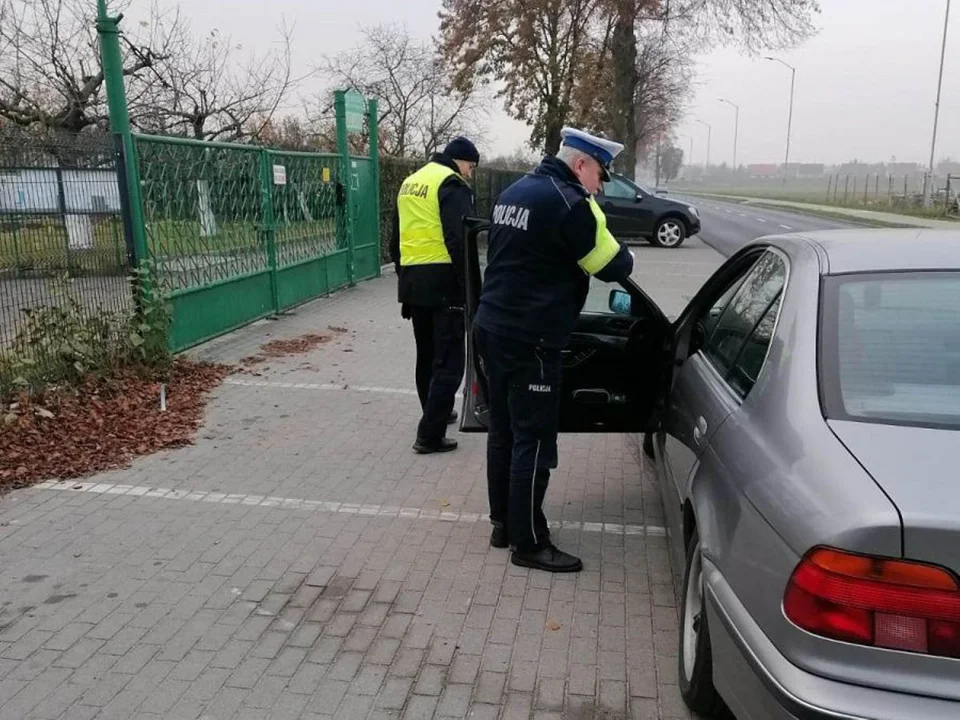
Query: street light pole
696 119 711 171
718 98 739 173
925 0 952 207
766 57 796 187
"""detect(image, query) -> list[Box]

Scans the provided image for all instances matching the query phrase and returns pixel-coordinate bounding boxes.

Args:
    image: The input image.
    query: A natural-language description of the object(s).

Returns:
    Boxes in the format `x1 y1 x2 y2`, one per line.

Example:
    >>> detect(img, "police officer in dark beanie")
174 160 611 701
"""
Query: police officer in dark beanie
475 127 634 572
390 137 479 454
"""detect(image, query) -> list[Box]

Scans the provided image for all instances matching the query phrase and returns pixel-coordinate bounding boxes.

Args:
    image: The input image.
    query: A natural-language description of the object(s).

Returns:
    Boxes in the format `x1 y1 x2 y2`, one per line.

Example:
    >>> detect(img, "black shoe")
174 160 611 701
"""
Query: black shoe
490 525 508 549
448 410 458 425
413 438 458 454
511 543 583 573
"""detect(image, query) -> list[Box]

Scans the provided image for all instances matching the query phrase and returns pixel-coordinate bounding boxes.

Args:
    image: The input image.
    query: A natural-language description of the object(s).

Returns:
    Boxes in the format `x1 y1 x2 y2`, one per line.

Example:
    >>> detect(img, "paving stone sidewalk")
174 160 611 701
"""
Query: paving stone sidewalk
0 239 722 719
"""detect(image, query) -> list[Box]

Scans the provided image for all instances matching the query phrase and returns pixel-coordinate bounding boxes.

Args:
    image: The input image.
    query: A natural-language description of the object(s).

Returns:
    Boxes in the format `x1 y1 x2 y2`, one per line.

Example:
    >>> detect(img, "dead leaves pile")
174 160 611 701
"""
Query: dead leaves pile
0 359 231 493
240 328 347 367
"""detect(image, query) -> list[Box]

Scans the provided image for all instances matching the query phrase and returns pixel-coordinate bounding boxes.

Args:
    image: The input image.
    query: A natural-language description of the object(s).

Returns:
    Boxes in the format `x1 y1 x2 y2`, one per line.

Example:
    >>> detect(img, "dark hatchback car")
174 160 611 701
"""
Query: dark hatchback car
600 173 701 248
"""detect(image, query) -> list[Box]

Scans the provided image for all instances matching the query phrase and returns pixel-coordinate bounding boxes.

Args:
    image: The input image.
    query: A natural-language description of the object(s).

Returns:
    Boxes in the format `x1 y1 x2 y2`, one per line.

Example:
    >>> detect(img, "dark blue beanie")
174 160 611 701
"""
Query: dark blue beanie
443 136 480 164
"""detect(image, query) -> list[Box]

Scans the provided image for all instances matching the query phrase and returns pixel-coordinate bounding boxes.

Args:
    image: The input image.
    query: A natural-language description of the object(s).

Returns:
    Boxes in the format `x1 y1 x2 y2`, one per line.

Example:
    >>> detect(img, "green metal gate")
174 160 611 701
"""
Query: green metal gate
97 5 383 353
125 95 381 351
350 156 381 282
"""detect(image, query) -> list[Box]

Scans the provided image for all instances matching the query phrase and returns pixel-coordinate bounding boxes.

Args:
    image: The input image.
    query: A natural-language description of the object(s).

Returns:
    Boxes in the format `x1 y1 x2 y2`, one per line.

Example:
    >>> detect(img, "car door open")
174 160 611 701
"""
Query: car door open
459 217 672 434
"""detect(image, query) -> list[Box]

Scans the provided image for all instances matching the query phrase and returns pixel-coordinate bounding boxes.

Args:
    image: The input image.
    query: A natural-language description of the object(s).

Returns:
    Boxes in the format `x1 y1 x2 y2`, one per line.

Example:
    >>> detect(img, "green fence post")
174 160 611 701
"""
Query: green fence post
367 98 381 276
96 0 149 300
260 150 280 313
334 90 356 286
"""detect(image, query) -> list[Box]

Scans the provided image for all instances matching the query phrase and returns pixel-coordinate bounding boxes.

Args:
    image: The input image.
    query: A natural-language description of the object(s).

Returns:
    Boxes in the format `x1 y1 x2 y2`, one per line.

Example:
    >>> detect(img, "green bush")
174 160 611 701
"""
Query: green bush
0 262 173 400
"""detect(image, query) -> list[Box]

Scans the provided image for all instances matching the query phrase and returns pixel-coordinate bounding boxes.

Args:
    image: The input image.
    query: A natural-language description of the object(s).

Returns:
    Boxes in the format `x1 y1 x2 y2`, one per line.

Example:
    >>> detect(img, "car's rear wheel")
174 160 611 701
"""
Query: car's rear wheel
678 527 727 717
652 217 687 248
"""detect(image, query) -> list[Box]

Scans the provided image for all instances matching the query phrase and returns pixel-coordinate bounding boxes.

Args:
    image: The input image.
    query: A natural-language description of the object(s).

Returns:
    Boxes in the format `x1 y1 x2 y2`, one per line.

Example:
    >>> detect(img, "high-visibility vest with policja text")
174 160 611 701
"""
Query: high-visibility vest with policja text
397 162 466 266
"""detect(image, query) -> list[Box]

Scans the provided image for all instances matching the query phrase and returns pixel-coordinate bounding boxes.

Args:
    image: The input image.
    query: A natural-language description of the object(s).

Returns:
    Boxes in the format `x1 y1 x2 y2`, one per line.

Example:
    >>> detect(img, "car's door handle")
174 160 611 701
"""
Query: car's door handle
693 416 708 445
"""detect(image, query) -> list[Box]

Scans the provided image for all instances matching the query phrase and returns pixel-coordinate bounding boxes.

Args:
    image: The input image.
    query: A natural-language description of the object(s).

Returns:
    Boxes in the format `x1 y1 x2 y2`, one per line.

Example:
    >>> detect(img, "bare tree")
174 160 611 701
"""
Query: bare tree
254 115 328 152
662 0 819 52
439 0 602 155
633 22 695 163
0 0 180 133
607 0 818 176
568 15 693 173
320 24 486 158
140 22 297 142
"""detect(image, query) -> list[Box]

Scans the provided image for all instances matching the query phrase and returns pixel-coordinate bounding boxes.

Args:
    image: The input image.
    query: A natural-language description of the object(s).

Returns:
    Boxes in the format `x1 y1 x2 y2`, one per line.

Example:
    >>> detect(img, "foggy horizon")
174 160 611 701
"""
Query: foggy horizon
123 0 958 167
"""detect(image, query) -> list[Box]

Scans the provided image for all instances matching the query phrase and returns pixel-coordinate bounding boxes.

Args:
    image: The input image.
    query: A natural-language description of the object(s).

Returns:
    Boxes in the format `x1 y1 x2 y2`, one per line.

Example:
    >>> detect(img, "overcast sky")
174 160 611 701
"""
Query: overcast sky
126 0 958 166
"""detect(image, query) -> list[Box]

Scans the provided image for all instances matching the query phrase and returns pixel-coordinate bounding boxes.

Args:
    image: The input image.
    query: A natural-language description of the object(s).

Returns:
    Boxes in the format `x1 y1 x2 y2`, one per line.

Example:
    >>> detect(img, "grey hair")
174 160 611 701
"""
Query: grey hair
555 145 591 168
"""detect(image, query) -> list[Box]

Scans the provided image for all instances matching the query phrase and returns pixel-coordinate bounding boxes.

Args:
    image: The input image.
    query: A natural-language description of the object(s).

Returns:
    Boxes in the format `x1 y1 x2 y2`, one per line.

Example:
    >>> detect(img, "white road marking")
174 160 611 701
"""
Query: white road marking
738 213 747 217
226 378 421 397
756 218 767 223
779 224 793 230
32 481 667 538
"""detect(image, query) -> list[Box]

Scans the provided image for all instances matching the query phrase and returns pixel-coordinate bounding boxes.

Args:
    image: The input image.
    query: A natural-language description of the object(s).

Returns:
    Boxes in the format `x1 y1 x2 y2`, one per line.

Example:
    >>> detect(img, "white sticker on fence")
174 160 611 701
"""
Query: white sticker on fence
272 164 287 186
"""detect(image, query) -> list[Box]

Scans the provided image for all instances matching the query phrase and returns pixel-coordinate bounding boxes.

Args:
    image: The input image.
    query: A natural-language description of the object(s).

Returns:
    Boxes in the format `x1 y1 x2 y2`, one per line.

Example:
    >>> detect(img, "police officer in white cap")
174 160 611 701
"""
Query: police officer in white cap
474 127 634 573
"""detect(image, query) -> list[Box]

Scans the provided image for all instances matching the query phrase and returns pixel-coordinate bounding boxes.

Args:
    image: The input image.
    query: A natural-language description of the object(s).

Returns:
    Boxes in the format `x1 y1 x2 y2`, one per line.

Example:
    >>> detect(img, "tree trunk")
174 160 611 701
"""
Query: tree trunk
611 1 638 179
544 117 563 156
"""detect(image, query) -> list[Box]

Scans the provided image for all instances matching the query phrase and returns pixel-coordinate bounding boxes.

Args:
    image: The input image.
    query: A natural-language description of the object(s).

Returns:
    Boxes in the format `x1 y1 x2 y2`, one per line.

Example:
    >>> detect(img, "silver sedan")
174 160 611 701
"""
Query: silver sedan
460 223 960 719
647 230 960 719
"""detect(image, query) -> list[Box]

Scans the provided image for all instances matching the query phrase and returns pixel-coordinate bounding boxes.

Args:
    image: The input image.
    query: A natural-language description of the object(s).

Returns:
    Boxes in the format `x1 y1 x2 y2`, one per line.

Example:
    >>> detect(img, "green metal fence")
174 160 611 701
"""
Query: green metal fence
92 4 384 353
132 136 364 350
118 97 381 351
0 131 134 387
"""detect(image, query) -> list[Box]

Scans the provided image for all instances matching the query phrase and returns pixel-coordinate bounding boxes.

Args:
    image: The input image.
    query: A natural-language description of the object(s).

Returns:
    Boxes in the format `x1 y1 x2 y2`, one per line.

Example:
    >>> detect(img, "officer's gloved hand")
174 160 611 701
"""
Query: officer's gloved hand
401 303 412 320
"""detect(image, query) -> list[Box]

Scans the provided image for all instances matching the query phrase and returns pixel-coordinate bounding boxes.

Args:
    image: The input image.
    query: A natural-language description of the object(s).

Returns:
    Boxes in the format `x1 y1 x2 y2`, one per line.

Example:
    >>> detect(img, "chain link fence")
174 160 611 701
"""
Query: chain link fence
0 130 133 377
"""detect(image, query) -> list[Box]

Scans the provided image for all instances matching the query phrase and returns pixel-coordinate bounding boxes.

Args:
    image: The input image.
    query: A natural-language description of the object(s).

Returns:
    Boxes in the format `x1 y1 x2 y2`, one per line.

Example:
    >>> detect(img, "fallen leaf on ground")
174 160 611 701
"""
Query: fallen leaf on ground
545 620 562 632
0 359 231 493
240 333 332 366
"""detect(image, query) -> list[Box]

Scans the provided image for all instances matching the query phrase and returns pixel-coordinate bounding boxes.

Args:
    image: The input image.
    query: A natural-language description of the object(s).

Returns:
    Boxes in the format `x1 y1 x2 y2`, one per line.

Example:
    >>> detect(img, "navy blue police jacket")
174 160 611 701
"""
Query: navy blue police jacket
474 155 634 349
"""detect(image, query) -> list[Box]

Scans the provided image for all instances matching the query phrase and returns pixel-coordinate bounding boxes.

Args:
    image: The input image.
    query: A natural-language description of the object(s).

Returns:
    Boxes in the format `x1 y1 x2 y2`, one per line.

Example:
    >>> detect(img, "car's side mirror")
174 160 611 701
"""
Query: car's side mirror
634 193 643 203
609 289 632 315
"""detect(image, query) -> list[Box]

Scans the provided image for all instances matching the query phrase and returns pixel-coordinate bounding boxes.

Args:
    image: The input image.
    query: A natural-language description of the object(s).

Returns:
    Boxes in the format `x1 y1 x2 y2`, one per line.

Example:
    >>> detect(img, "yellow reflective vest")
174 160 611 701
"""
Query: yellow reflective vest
397 162 466 266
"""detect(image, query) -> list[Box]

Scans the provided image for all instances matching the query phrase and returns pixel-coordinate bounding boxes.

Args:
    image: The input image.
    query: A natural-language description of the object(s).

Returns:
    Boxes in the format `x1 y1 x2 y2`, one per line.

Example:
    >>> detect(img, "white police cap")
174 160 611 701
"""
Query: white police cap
560 127 624 180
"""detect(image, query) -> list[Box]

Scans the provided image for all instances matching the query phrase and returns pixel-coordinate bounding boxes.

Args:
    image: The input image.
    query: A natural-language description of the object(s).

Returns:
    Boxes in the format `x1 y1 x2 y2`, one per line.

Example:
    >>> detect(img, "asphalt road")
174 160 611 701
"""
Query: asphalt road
676 194 862 257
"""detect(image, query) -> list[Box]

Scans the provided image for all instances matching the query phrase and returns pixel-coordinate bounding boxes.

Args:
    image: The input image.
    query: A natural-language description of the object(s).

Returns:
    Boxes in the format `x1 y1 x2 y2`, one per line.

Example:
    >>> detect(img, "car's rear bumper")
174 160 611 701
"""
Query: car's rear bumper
703 559 960 720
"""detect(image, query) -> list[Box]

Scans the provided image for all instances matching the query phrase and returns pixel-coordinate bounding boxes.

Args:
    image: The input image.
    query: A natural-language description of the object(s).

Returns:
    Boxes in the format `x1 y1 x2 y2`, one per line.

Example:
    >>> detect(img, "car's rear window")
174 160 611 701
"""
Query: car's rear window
820 272 960 430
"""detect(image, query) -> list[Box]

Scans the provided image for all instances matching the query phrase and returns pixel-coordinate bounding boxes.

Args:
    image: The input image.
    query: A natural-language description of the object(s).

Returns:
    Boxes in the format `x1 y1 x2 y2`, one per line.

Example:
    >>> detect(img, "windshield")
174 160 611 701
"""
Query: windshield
820 272 960 430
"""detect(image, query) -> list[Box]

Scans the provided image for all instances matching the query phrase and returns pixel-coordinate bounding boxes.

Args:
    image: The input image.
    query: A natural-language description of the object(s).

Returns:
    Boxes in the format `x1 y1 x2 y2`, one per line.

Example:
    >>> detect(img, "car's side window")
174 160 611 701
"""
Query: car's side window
701 273 748 341
602 177 636 200
702 251 787 386
727 292 783 397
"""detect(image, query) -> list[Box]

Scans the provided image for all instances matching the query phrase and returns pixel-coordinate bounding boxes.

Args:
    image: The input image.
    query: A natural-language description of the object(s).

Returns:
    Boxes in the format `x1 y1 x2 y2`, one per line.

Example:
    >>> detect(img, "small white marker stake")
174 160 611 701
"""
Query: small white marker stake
159 384 167 412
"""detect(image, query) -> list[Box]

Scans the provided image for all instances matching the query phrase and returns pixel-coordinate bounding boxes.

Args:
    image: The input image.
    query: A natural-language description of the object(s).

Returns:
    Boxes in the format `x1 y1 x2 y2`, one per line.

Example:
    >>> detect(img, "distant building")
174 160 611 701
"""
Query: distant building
785 163 824 178
0 167 121 214
747 164 779 178
888 163 922 176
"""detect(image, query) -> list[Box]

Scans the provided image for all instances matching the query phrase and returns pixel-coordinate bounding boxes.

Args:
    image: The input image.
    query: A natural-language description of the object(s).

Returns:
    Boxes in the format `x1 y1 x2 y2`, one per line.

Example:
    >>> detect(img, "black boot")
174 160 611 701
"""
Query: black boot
413 437 458 454
490 523 508 549
511 543 583 573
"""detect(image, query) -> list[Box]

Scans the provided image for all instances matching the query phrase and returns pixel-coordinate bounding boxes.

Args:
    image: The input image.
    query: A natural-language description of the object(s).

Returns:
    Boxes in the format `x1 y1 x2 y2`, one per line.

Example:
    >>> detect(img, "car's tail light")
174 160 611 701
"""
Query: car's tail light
783 547 960 658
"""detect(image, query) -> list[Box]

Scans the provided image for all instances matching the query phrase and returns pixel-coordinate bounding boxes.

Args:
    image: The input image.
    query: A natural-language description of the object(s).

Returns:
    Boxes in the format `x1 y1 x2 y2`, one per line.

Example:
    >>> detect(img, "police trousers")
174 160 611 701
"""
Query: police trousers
411 305 465 442
475 326 561 552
